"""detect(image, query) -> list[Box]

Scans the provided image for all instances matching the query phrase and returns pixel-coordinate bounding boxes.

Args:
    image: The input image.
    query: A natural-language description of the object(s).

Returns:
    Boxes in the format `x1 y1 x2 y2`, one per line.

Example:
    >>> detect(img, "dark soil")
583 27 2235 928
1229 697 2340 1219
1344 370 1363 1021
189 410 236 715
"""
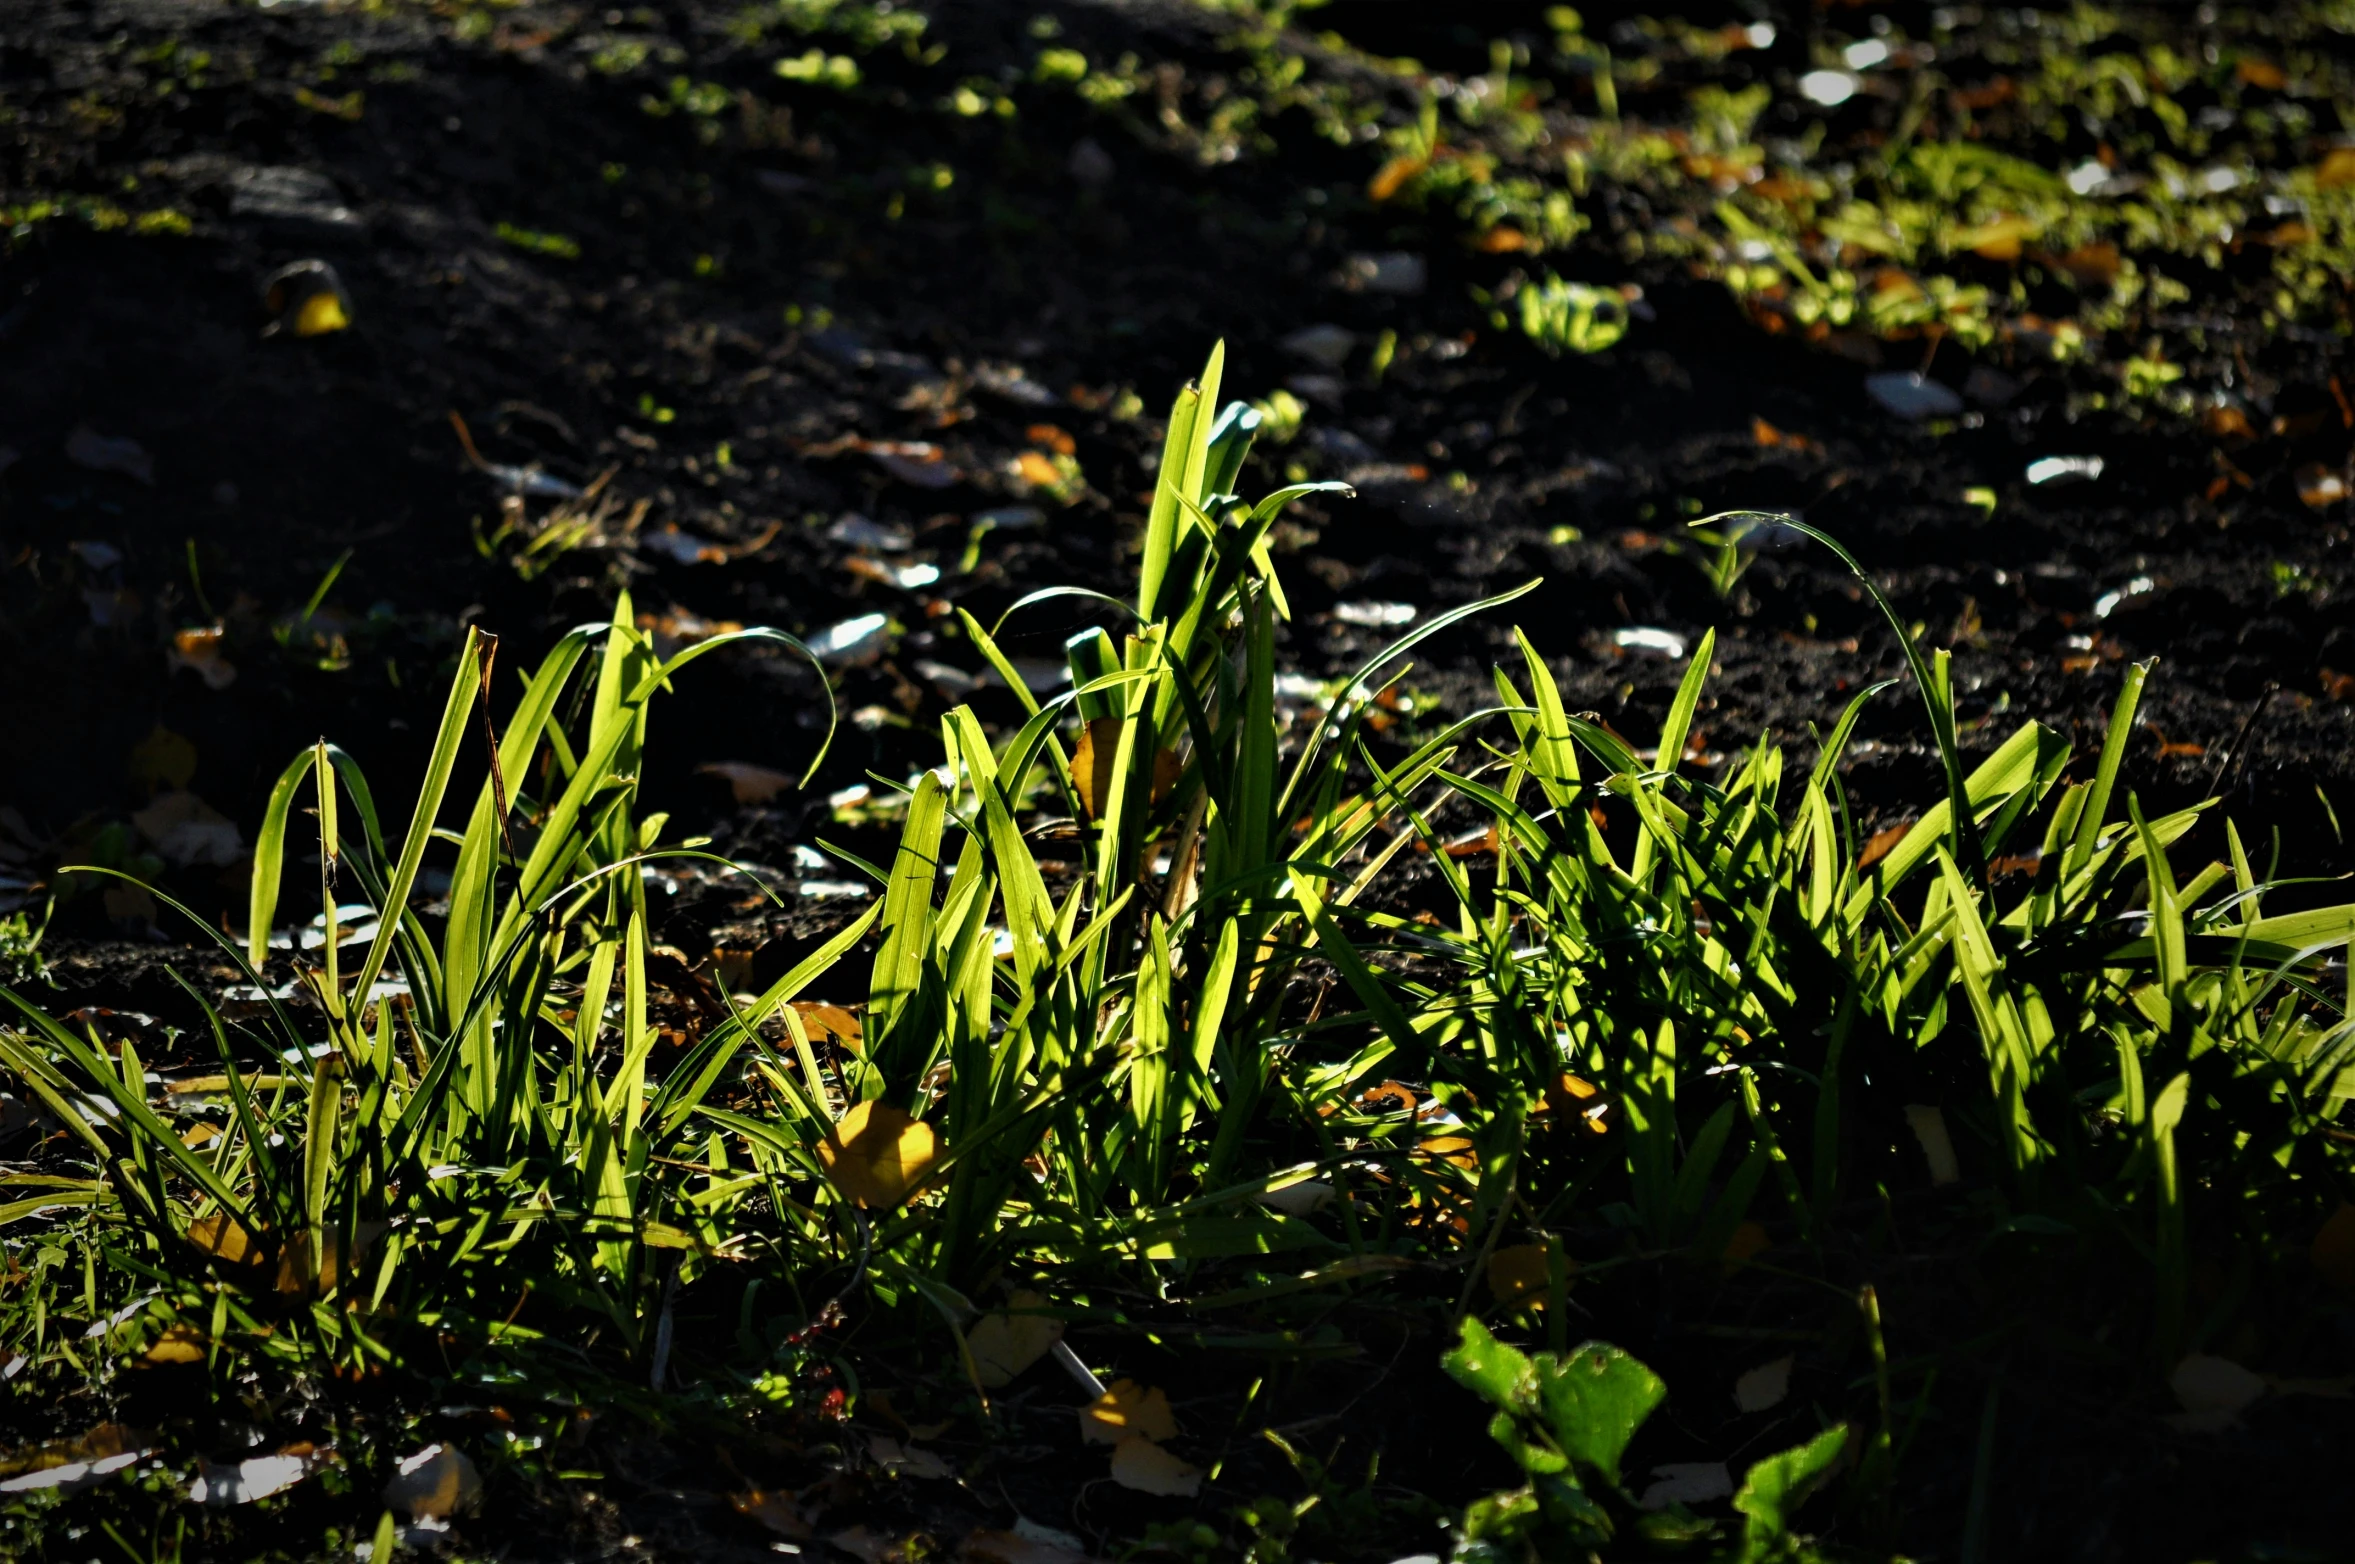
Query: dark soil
4 1 2355 1560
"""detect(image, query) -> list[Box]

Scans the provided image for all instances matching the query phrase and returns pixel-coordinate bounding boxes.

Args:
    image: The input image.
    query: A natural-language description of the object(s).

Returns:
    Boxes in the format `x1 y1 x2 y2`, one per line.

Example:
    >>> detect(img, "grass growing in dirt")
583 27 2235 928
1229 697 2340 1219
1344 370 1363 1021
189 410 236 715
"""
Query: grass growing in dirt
6 347 2355 1562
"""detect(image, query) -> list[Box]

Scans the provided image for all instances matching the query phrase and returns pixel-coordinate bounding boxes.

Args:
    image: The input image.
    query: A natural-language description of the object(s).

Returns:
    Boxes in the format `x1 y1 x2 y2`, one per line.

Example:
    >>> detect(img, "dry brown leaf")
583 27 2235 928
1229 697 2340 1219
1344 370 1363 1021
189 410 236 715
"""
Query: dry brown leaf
1473 225 1529 253
1253 1179 1334 1216
866 1434 954 1481
189 1212 259 1267
142 1325 208 1365
1720 1221 1771 1276
818 1100 939 1209
1025 423 1077 457
967 1289 1062 1388
1904 1104 1961 1186
792 1001 864 1046
2295 464 2347 508
166 626 237 690
1856 821 1913 870
730 1489 813 1539
826 1525 931 1564
383 1443 481 1520
1734 1355 1793 1413
128 724 198 792
1487 1243 1553 1309
1639 1461 1733 1510
1067 718 1123 820
697 761 796 805
1078 1379 1176 1446
1420 1133 1478 1170
1107 1434 1200 1497
2311 1202 2355 1295
2167 1354 2266 1431
959 1527 1101 1564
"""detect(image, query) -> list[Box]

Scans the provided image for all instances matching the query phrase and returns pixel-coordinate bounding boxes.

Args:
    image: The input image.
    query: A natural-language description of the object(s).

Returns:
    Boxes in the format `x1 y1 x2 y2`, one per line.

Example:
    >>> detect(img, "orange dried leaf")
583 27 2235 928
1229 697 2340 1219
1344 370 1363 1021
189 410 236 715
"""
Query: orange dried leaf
817 1100 939 1210
1013 450 1062 488
1368 152 1427 202
168 626 237 690
1024 423 1076 457
2318 148 2355 189
1078 1379 1176 1446
1857 821 1913 870
2235 57 2287 90
1474 226 1529 253
1419 1133 1478 1170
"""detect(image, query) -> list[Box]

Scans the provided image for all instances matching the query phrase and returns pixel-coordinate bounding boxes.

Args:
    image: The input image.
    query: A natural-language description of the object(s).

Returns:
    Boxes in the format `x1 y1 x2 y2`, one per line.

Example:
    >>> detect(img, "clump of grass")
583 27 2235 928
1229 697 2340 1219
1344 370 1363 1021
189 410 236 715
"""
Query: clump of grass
3 346 2352 1559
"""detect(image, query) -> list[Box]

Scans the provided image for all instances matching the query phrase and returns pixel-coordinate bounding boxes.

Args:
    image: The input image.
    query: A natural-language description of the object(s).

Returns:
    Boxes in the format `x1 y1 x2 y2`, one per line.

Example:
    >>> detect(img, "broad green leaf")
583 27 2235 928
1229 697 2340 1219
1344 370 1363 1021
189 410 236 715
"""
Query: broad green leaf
1530 1339 1666 1488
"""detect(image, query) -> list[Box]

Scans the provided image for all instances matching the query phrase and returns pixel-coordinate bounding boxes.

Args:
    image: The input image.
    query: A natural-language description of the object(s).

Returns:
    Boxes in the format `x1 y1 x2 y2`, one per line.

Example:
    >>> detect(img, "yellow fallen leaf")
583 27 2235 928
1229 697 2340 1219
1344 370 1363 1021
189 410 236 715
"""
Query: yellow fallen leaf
792 1001 864 1047
1419 1133 1478 1170
966 1290 1062 1388
1487 1243 1554 1309
1078 1379 1176 1446
2317 148 2355 188
818 1100 939 1209
295 289 350 336
142 1325 208 1365
1108 1434 1200 1497
189 1211 259 1266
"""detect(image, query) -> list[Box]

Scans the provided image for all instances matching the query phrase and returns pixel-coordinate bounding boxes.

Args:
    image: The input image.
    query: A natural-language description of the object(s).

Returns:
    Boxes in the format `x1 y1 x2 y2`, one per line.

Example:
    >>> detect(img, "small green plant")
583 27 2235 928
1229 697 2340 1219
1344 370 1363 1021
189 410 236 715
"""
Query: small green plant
1442 1319 1848 1562
494 221 582 259
1512 273 1629 355
0 907 48 988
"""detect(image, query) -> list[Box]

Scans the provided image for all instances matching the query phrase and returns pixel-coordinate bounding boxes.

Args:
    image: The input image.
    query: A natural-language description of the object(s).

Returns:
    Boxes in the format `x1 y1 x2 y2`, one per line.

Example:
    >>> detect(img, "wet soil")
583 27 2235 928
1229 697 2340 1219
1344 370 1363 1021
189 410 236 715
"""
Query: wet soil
4 1 2355 1560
